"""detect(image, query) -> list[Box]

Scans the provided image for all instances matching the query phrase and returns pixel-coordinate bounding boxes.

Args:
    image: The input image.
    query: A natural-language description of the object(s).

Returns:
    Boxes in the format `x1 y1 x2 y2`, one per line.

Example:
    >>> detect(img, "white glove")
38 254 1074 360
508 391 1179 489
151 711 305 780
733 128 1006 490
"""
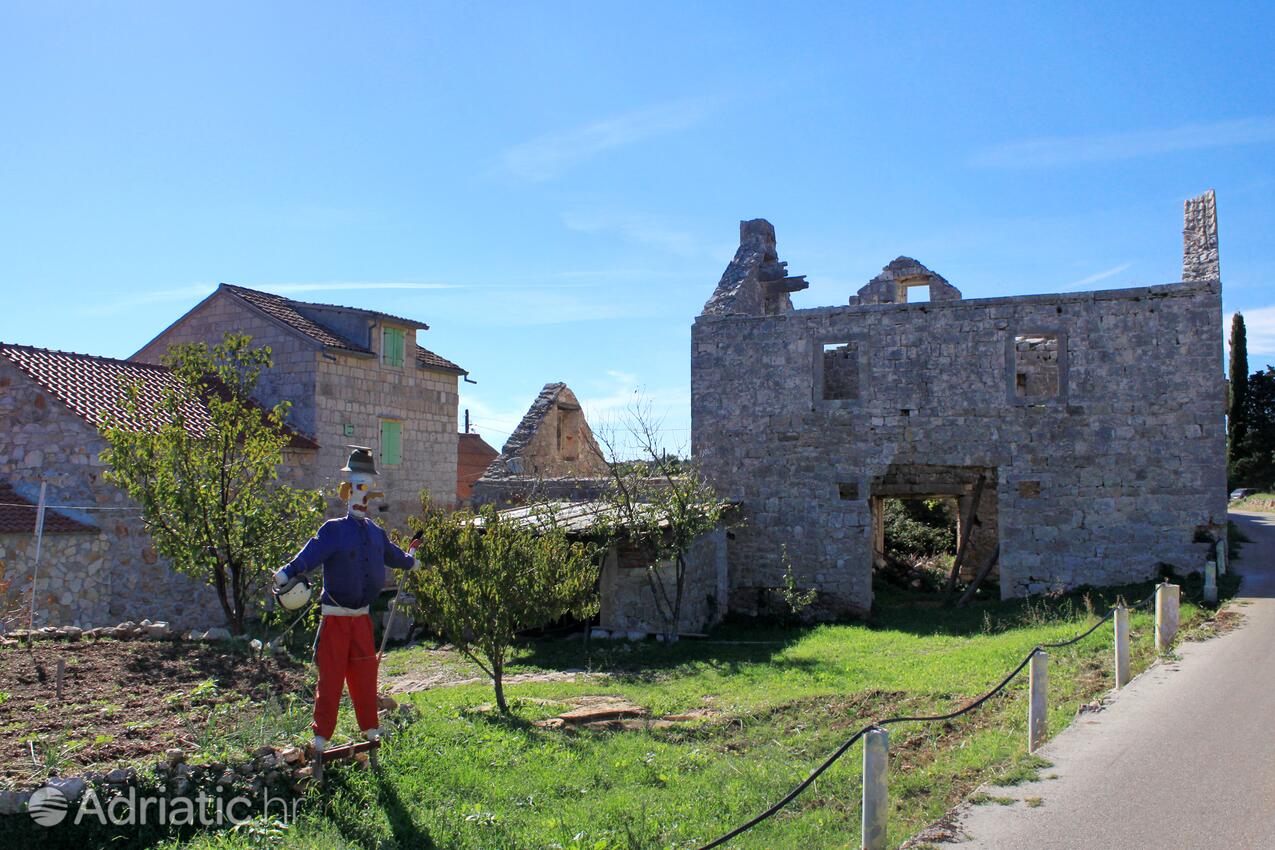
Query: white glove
273 568 289 588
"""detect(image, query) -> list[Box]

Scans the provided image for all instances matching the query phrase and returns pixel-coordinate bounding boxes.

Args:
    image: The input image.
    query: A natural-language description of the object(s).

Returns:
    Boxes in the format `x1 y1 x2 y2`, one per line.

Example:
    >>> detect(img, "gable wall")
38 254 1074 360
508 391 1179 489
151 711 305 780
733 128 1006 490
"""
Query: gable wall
132 290 321 439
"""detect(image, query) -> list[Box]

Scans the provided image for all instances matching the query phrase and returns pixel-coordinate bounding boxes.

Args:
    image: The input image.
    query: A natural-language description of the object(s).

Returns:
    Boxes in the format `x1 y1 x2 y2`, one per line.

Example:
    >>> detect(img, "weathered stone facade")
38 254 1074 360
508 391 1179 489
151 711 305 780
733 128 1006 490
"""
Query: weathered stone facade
597 528 728 636
692 193 1227 616
0 357 224 628
471 383 610 506
134 284 463 524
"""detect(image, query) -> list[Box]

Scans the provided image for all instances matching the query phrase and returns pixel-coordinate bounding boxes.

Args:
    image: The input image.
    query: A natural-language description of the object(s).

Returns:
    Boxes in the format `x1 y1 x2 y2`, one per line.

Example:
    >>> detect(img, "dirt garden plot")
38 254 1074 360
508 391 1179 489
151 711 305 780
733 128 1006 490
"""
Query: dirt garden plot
0 638 305 785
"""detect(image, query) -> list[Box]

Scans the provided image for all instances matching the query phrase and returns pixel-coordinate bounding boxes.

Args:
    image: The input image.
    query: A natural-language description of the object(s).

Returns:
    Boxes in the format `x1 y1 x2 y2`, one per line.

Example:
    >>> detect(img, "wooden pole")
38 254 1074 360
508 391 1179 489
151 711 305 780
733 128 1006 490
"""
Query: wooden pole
945 475 987 594
28 481 47 631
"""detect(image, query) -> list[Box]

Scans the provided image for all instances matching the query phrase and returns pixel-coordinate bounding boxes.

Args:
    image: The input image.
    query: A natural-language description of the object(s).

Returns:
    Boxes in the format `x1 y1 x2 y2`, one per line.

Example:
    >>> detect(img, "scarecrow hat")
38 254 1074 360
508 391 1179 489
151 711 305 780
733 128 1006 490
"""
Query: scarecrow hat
340 446 379 476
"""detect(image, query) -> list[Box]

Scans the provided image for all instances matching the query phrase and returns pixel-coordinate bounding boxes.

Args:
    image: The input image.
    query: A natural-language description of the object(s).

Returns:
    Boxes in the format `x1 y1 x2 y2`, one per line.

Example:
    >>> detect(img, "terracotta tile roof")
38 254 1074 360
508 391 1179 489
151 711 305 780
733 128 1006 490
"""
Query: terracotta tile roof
0 342 319 450
457 433 499 502
221 285 369 352
220 284 465 374
0 482 97 534
416 347 466 374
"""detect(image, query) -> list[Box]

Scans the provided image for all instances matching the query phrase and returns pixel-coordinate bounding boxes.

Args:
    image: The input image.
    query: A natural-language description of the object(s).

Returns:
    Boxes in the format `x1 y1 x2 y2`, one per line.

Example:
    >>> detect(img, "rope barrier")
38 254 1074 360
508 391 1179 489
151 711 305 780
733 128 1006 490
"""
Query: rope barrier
693 587 1162 850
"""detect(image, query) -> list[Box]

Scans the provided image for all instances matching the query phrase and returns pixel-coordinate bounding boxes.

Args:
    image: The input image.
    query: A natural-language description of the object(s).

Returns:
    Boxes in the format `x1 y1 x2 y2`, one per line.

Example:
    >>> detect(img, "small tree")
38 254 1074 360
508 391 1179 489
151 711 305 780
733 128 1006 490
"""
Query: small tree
1228 312 1250 485
100 334 325 634
406 501 600 713
594 401 726 643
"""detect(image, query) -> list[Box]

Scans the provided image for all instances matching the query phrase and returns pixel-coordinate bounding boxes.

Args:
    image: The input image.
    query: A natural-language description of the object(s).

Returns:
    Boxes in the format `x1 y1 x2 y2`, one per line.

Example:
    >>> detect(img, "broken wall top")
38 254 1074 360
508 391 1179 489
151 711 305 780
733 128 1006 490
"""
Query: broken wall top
700 219 809 318
1182 189 1220 282
480 382 609 481
850 257 962 306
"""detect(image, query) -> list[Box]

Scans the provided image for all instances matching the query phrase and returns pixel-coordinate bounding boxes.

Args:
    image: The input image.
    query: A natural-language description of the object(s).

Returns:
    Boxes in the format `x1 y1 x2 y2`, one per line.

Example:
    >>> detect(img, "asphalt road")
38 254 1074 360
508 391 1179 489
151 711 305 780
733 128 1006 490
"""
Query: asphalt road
946 510 1275 850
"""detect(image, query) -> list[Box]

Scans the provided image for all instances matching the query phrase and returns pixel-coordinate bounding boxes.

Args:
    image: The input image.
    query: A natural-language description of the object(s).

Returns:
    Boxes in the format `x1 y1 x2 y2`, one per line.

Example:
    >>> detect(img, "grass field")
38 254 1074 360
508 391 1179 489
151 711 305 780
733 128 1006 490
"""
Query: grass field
138 572 1235 850
1232 492 1275 513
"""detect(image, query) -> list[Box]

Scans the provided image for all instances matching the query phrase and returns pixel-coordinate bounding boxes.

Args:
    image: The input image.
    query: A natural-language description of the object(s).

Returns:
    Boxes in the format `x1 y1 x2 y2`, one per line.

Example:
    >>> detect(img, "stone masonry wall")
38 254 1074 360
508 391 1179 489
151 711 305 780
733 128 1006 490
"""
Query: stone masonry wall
315 350 459 525
692 281 1226 615
597 528 728 636
133 291 321 438
0 359 224 629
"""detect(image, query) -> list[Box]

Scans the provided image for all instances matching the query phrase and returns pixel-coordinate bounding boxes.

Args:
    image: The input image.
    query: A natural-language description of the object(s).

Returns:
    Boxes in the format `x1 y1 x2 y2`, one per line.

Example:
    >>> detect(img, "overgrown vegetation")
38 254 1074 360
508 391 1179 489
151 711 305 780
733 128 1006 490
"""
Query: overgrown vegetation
883 498 957 559
595 401 728 642
100 333 325 633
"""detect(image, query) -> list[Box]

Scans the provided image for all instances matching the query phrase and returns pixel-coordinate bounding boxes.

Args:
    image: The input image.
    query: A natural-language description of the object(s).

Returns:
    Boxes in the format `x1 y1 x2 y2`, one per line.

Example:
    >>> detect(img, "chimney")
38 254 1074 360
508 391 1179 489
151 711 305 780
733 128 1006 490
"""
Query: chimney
1182 190 1220 282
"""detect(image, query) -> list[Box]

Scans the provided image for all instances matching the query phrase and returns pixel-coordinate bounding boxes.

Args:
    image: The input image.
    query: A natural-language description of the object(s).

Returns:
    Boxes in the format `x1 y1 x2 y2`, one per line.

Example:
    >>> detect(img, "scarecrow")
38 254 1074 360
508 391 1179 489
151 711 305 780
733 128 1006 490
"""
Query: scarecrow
274 446 420 777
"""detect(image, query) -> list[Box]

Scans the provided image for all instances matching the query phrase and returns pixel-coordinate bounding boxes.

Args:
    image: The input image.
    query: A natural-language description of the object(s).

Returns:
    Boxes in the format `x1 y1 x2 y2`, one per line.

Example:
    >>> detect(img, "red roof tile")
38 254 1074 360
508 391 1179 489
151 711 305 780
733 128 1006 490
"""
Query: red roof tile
221 284 465 374
0 343 319 449
417 348 466 374
0 482 97 534
221 285 369 352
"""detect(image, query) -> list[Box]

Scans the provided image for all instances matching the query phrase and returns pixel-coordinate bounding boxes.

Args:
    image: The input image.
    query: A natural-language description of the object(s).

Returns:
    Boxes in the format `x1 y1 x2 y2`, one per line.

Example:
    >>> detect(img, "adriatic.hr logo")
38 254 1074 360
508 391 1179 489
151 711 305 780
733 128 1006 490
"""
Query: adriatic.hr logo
28 785 69 826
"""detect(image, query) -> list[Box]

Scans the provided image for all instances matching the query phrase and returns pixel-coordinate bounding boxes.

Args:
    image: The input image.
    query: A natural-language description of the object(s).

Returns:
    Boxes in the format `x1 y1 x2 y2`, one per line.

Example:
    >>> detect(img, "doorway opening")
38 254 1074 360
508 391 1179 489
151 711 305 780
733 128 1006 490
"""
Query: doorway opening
869 464 999 605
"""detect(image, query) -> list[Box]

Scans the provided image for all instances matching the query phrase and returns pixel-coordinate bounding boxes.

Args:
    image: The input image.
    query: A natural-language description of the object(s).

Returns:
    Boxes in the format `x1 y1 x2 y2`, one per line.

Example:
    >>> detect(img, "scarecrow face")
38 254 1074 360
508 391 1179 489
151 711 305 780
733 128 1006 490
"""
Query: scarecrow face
339 472 384 515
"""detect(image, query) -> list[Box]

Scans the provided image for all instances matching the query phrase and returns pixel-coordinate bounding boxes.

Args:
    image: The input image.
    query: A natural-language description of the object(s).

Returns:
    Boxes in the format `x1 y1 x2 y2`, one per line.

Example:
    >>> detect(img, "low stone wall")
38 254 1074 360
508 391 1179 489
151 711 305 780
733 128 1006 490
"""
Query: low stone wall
597 529 728 637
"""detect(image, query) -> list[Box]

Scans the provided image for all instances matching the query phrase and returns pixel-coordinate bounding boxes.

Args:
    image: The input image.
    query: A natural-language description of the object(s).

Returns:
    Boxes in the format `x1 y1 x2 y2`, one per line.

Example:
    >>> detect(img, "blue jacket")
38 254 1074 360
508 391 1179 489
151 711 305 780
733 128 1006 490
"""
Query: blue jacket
282 515 415 610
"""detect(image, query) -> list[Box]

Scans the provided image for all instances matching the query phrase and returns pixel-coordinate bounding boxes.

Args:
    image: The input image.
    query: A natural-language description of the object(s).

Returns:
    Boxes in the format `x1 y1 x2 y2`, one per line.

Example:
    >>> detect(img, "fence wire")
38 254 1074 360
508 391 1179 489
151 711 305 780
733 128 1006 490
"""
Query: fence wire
694 587 1161 850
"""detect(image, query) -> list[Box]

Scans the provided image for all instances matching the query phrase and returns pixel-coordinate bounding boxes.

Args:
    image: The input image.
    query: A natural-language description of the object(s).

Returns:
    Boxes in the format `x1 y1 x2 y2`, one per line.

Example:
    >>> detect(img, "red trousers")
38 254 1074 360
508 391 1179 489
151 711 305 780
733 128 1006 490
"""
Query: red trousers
312 614 379 739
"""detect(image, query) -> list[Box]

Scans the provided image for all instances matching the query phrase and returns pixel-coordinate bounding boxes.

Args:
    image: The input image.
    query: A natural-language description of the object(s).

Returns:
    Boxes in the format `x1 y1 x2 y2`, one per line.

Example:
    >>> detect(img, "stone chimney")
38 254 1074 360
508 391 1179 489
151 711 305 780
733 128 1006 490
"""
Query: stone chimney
1182 190 1220 282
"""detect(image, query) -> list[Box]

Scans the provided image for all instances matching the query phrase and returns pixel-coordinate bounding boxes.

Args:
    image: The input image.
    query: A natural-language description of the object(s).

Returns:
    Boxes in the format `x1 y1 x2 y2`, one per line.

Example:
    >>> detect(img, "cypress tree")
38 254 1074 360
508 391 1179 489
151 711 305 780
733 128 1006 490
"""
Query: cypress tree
1228 312 1249 482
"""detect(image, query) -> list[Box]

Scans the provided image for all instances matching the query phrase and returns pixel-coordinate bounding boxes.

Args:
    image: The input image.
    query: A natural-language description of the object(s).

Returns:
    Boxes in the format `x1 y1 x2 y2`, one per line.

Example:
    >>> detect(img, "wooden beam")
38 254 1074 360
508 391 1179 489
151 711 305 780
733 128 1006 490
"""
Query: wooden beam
944 474 987 595
957 545 1000 607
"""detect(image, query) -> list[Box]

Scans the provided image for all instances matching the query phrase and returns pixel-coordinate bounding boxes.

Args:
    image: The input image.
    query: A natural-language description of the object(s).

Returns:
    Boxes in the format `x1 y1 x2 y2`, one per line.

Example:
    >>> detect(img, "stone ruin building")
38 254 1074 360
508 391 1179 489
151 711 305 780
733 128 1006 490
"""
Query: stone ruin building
692 191 1226 617
470 382 611 506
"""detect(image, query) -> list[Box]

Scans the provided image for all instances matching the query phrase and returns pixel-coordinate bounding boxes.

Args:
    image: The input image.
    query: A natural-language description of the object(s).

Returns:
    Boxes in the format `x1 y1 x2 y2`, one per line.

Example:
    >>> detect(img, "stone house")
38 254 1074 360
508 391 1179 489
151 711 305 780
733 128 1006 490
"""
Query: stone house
133 283 467 523
0 344 318 628
692 191 1227 617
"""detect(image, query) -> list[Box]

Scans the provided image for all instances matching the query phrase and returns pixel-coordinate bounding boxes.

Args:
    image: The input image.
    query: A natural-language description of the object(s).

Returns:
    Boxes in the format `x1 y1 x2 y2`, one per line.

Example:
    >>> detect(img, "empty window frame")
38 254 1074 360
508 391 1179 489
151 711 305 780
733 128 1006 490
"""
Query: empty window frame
1013 334 1061 399
821 342 859 400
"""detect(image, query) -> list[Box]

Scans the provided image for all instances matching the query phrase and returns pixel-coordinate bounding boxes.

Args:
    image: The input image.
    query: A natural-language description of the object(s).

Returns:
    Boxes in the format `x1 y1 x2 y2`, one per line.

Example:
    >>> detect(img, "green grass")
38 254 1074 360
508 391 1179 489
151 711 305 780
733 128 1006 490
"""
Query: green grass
1232 492 1275 513
138 576 1233 850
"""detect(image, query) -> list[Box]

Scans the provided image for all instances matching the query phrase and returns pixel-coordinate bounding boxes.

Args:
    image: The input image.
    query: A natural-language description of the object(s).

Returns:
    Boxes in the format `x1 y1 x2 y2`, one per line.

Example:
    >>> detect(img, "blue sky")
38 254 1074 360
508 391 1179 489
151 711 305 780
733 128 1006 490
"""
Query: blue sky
2 1 1273 451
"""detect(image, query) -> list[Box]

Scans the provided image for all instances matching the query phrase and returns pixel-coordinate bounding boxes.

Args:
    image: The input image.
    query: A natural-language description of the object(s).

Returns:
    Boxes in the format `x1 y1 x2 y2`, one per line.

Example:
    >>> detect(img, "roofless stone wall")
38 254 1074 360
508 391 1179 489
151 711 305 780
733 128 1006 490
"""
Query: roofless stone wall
692 197 1226 616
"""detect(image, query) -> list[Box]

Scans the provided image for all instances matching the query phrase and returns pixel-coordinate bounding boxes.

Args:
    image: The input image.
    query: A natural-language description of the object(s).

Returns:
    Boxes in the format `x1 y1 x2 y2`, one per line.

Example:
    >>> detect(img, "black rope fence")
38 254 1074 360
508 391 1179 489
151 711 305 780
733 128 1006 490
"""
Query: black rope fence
694 587 1162 850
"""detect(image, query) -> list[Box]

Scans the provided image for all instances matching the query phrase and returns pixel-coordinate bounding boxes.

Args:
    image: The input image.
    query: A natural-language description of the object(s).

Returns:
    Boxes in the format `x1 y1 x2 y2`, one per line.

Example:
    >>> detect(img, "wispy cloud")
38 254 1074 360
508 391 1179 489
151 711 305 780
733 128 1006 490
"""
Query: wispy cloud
497 99 713 181
972 116 1275 168
1061 262 1133 291
563 211 701 256
1237 306 1275 357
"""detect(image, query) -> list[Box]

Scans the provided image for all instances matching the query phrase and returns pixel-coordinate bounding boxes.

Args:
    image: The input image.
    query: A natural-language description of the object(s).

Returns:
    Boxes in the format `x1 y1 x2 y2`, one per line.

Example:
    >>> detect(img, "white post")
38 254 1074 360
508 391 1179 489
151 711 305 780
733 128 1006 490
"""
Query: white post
27 480 47 631
1114 605 1131 688
861 727 889 850
1215 539 1228 576
1028 650 1048 753
1155 582 1179 654
1203 561 1218 605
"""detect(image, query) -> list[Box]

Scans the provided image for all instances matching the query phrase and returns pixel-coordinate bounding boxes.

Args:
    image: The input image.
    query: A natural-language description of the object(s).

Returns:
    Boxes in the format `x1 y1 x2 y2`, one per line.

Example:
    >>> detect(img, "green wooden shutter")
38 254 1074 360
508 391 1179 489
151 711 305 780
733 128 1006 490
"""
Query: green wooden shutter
380 420 402 465
382 326 404 367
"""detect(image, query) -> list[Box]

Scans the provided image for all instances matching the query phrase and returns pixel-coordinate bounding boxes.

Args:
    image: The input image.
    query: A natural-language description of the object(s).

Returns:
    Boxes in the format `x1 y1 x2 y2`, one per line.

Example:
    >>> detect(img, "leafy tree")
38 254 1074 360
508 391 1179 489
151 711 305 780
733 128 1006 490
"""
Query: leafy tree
100 334 325 634
1228 312 1250 485
1233 366 1275 489
883 498 956 559
406 501 600 713
594 401 727 643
